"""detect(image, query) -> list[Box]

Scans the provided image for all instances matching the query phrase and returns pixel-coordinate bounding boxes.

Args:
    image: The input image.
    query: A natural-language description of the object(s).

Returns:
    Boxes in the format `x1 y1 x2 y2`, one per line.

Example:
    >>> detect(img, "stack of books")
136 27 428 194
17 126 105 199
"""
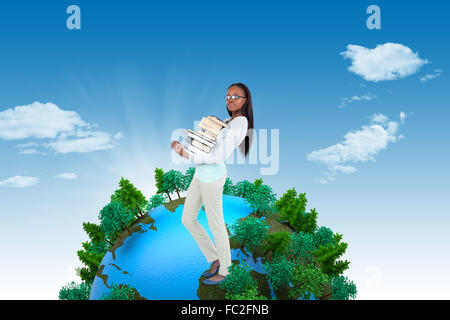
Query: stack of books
184 115 228 155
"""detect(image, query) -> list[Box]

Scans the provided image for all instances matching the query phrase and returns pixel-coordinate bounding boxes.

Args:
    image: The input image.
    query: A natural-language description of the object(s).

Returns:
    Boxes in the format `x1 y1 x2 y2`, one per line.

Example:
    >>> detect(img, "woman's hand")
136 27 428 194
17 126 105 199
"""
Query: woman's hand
171 141 182 154
170 141 190 159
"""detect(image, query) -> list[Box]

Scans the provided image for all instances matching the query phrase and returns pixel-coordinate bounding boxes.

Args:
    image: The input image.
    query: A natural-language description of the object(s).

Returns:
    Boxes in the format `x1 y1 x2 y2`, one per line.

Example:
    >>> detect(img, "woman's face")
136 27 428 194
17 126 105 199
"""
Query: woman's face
226 86 247 114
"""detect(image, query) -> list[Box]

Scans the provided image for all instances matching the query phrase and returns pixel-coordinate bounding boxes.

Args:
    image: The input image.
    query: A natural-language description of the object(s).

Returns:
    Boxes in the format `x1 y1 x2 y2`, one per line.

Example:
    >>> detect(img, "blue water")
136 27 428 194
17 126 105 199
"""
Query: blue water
90 195 254 300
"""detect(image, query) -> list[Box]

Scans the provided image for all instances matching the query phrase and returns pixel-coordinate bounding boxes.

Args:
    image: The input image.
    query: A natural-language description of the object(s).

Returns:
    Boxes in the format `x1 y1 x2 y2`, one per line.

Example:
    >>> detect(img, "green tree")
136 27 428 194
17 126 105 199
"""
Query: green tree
274 188 317 233
253 178 263 189
330 275 357 300
82 221 111 251
287 231 316 264
162 169 184 199
313 226 335 248
101 283 137 300
76 221 111 283
111 177 148 219
311 233 350 277
262 255 296 291
234 180 256 198
154 167 165 194
230 216 269 253
262 231 291 257
58 281 92 300
274 188 306 225
223 177 235 196
219 262 257 298
289 264 329 300
225 284 268 300
76 240 104 283
244 184 277 217
145 194 168 212
99 201 135 244
182 167 196 191
301 208 318 234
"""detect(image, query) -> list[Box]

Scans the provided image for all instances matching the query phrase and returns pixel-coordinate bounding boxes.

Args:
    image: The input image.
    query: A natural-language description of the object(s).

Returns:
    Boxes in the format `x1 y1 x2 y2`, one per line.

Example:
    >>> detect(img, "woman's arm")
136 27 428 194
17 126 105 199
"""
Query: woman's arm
171 141 190 159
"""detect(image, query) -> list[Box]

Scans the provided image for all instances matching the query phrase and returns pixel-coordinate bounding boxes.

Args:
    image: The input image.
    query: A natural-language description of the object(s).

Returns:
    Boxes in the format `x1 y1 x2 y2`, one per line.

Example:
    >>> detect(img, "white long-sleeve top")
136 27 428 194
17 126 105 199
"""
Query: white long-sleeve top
190 116 248 183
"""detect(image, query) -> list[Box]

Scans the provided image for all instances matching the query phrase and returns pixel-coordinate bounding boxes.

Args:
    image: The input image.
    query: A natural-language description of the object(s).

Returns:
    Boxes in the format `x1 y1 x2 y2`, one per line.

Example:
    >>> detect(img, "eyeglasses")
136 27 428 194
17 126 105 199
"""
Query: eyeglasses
226 95 247 100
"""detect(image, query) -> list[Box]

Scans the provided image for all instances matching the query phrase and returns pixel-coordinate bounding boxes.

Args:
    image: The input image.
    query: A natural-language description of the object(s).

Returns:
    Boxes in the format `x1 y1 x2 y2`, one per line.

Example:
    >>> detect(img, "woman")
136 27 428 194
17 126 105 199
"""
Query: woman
170 82 254 285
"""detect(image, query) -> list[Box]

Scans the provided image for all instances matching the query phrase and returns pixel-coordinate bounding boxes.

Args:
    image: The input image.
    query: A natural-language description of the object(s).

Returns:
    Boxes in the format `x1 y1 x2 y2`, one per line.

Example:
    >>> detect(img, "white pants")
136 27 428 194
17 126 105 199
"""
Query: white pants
181 174 231 276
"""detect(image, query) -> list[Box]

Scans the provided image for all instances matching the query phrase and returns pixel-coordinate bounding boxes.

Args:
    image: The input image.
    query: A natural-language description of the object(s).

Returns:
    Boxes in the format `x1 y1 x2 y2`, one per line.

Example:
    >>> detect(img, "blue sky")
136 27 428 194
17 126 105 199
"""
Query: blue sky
0 0 449 299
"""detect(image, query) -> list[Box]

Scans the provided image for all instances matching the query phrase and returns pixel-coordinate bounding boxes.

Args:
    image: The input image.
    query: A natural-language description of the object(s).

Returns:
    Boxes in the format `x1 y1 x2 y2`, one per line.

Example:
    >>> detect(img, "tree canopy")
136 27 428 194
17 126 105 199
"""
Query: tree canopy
111 177 147 218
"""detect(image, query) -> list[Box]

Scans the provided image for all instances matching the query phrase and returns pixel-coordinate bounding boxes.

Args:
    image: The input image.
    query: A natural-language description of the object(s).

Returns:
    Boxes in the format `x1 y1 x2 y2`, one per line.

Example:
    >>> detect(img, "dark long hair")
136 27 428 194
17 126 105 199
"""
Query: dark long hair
226 82 254 158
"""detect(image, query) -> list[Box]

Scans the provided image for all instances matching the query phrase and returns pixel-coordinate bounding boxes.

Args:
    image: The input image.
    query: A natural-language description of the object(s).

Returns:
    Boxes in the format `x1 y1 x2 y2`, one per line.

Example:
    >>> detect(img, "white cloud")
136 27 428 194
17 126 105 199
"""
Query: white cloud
0 102 89 140
55 173 78 180
0 101 121 154
399 111 413 123
308 120 399 163
370 113 389 124
42 131 117 154
113 131 124 140
338 93 376 108
0 175 39 188
419 69 443 82
330 164 358 174
317 178 330 185
307 113 405 183
340 43 429 82
16 142 47 155
18 148 47 155
16 142 39 148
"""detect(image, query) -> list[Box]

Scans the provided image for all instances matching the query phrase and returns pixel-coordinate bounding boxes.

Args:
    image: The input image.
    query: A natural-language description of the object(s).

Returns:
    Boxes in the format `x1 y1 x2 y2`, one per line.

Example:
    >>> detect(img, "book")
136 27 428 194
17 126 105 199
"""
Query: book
186 144 207 155
202 117 222 131
187 129 215 145
182 115 229 155
192 139 212 152
199 120 220 135
187 132 213 147
208 115 228 128
198 128 216 141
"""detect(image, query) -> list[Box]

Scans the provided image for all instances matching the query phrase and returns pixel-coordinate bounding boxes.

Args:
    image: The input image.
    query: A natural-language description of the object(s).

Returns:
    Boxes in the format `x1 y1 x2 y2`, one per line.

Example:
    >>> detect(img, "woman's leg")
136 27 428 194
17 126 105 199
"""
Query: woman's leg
199 174 230 276
181 177 219 263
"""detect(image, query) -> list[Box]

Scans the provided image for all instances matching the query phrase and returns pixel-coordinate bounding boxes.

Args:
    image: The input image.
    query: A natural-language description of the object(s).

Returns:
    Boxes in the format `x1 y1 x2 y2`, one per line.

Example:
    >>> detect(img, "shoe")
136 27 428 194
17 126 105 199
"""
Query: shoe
201 264 220 278
202 277 226 285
